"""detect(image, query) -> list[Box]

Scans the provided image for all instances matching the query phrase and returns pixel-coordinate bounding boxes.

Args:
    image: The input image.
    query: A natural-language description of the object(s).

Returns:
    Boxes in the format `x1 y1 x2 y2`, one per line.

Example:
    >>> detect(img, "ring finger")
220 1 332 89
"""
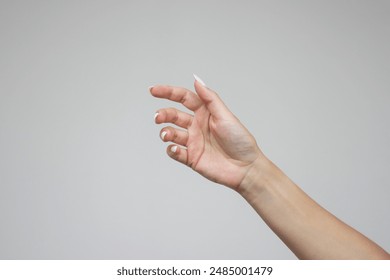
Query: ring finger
159 126 189 147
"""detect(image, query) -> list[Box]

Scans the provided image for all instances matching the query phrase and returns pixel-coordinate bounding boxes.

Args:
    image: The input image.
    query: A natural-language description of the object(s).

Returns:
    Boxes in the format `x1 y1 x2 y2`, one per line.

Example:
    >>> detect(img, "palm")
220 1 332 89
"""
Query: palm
187 106 260 188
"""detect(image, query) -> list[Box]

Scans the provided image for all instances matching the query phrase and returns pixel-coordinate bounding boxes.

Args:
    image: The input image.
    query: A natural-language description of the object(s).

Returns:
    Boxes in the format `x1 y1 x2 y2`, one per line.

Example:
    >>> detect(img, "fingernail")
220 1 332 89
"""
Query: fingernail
170 145 177 153
160 131 167 140
148 86 154 92
193 74 206 87
154 112 159 122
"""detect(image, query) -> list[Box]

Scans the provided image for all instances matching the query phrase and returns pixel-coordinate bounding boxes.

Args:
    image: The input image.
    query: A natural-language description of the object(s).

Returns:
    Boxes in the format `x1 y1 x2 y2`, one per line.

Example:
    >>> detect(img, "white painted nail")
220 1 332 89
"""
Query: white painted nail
170 145 177 153
193 74 206 87
154 112 159 122
160 131 167 140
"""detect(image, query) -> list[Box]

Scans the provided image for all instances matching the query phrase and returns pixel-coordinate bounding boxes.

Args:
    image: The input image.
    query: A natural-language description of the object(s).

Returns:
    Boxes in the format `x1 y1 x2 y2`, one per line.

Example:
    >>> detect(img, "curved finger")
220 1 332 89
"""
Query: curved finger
160 126 189 147
150 85 203 112
167 145 188 166
155 107 193 129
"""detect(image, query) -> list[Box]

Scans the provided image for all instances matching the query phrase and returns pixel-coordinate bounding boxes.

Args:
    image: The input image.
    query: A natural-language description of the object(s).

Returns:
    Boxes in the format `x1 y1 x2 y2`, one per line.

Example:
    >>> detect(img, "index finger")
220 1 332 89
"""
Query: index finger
149 85 203 112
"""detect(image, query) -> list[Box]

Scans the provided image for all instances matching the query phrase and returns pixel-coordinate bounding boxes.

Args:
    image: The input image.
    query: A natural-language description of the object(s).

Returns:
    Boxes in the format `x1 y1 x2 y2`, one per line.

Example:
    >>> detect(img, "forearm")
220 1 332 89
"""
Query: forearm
238 157 390 260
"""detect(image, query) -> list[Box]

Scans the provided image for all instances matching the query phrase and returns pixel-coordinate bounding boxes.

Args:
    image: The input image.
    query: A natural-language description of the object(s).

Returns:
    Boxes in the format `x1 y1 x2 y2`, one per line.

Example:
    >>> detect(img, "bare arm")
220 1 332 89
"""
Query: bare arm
240 157 389 259
150 75 390 259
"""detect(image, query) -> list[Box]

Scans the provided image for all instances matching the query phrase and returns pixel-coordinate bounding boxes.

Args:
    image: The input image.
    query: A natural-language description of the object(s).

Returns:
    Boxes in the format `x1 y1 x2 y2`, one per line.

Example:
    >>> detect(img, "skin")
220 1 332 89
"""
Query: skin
150 79 390 260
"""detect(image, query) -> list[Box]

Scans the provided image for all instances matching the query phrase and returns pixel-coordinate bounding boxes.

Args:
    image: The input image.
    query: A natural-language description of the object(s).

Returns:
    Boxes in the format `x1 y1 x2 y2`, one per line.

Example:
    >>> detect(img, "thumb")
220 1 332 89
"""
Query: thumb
193 74 234 120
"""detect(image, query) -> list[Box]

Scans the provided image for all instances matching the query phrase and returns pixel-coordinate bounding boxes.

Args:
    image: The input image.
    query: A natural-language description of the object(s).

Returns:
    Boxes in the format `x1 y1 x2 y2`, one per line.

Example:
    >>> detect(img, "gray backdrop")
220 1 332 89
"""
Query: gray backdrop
0 0 389 259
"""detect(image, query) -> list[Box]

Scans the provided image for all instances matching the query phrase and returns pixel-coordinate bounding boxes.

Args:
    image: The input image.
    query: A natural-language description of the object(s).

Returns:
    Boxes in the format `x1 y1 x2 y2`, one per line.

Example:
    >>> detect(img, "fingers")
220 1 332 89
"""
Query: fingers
193 77 235 120
155 107 193 129
161 129 189 167
159 126 189 146
150 77 234 121
167 145 188 165
150 85 203 112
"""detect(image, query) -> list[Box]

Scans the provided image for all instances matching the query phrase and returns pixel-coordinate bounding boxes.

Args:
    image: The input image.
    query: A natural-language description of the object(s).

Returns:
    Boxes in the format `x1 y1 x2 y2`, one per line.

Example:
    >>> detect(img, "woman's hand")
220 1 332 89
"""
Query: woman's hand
150 75 264 190
150 75 390 259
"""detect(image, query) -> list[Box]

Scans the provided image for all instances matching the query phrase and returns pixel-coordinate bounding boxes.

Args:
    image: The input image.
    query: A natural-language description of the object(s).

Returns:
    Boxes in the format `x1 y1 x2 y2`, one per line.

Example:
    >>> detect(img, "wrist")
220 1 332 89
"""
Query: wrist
237 155 282 202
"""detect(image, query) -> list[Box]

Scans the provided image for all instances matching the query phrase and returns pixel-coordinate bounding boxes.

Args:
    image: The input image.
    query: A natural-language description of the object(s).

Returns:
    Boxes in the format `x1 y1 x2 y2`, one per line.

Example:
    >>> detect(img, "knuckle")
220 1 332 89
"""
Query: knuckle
173 111 179 123
187 160 196 169
180 91 189 104
186 117 193 127
172 130 178 141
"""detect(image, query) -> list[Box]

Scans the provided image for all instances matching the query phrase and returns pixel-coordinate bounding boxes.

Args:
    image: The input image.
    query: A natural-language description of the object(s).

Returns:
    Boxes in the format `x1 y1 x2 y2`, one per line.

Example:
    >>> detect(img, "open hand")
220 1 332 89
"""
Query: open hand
150 75 264 190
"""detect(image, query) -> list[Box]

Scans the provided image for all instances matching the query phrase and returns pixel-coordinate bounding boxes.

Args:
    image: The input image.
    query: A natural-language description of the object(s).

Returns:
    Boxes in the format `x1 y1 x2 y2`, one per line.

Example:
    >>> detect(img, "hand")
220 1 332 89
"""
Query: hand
150 76 390 260
150 76 390 259
150 75 264 190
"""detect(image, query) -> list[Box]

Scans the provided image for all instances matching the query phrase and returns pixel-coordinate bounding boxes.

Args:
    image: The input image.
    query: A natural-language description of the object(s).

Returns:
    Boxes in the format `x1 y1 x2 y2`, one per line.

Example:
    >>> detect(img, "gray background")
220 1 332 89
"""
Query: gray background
0 0 389 259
